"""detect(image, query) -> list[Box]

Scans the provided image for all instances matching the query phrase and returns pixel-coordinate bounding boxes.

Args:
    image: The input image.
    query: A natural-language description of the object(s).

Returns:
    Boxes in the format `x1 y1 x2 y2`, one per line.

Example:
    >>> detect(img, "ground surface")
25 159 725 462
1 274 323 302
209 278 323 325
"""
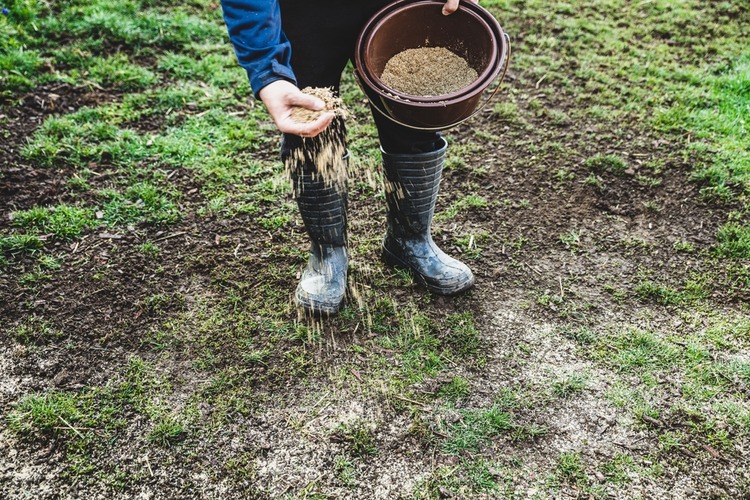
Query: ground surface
1 0 749 498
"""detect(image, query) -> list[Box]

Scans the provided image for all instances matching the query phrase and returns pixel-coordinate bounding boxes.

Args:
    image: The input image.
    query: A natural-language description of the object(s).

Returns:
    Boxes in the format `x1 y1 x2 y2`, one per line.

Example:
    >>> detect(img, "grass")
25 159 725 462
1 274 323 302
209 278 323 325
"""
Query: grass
634 276 709 306
360 308 484 394
3 355 205 486
436 194 487 221
87 54 159 90
439 404 513 455
585 154 628 175
7 390 95 438
2 0 750 496
655 58 750 199
11 205 95 240
484 0 750 245
333 420 378 457
101 182 181 225
5 187 179 255
147 415 187 447
556 451 586 484
334 455 357 487
0 233 43 256
714 222 750 258
7 356 163 438
445 312 481 358
416 458 509 497
438 377 471 402
551 373 588 397
455 231 491 260
1 0 227 90
559 229 581 251
10 317 63 345
600 453 634 484
561 320 750 455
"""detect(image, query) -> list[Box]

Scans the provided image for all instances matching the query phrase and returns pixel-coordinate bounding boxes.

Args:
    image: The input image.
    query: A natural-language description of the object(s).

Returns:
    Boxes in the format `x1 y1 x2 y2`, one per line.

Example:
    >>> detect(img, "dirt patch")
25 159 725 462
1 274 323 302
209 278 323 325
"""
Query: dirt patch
1 39 748 500
0 83 122 212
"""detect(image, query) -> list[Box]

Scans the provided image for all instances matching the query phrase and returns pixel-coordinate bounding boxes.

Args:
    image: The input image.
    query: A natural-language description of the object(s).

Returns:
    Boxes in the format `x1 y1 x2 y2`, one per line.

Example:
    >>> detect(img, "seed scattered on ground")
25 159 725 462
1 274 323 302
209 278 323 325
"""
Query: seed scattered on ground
380 47 478 97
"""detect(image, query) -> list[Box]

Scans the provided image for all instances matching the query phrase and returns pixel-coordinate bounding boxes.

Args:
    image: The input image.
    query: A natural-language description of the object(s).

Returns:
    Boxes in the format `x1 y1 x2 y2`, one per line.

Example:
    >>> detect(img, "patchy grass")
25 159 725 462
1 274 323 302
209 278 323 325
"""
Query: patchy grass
147 414 187 447
416 458 510 497
7 391 94 436
439 404 513 454
2 0 750 497
485 0 750 248
0 233 43 257
585 154 628 175
10 317 64 345
436 194 487 221
332 420 378 457
714 221 750 258
11 205 96 240
7 356 169 440
634 276 709 306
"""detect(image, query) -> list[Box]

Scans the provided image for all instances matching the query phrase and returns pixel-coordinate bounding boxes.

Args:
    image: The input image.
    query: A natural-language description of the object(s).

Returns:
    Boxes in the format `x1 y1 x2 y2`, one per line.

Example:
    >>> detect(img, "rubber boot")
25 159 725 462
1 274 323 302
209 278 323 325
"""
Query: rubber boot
289 152 349 315
381 138 475 295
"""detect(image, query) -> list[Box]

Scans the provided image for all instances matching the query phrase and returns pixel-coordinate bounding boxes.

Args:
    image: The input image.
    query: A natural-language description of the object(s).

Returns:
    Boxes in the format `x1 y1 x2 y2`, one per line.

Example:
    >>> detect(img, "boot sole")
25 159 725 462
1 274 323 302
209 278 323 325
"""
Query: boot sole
382 246 475 296
295 293 344 316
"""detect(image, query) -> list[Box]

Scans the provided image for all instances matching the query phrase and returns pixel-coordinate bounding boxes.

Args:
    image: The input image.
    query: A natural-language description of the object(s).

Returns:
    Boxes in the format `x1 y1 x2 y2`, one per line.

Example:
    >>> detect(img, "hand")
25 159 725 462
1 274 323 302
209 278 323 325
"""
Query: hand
258 80 334 138
443 0 479 15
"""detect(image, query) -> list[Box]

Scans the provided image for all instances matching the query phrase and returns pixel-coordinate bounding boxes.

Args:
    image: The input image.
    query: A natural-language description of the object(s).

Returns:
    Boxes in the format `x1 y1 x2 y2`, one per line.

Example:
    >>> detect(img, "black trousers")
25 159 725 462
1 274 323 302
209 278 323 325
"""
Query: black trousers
278 0 442 157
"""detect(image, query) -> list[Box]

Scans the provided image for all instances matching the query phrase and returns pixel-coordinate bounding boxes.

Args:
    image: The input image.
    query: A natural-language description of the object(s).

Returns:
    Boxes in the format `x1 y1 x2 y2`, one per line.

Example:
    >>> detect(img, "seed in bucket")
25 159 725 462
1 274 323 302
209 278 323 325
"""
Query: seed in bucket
286 87 349 191
380 47 478 97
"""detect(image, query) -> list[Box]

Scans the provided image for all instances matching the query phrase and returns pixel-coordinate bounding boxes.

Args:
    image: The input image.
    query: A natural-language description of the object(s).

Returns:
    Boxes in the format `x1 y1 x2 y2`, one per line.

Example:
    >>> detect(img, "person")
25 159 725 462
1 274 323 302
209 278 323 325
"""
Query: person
221 0 478 315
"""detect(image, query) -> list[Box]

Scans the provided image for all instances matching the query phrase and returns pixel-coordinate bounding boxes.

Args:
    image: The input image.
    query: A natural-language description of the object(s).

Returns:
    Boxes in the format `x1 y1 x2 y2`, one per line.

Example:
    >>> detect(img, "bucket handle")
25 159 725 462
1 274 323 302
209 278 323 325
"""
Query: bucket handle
354 32 511 132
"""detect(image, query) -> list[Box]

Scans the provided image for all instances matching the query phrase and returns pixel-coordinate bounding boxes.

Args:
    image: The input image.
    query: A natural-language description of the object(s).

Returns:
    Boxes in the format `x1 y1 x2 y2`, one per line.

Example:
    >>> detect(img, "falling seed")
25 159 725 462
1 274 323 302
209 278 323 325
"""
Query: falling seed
286 87 349 194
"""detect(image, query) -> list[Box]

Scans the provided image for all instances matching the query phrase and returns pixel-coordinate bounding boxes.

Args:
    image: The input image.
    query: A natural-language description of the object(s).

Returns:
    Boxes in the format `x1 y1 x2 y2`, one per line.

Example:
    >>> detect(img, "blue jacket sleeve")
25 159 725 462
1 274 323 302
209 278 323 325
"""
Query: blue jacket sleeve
220 0 297 97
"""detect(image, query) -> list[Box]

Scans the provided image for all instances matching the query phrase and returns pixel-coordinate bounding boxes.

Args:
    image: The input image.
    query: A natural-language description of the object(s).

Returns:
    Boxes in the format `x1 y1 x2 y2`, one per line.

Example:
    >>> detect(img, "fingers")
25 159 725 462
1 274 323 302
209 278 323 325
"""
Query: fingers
259 79 324 117
278 111 335 138
259 80 335 137
287 92 326 113
442 0 460 15
443 0 479 15
280 89 334 137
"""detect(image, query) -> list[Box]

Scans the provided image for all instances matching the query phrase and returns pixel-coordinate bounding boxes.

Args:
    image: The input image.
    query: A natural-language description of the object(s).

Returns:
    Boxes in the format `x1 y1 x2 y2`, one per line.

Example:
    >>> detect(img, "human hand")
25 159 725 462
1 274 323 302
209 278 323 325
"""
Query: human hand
443 0 479 15
258 80 334 138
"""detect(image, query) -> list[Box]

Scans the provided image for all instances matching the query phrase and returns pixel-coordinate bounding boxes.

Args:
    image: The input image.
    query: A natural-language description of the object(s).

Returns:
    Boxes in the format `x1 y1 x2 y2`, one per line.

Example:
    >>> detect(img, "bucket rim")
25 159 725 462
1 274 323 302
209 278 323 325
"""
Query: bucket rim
355 0 507 102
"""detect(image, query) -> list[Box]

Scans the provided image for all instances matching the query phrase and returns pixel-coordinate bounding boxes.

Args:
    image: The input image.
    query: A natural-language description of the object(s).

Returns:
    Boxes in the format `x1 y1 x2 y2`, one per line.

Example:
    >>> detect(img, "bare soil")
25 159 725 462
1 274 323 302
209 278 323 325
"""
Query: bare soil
1 74 747 498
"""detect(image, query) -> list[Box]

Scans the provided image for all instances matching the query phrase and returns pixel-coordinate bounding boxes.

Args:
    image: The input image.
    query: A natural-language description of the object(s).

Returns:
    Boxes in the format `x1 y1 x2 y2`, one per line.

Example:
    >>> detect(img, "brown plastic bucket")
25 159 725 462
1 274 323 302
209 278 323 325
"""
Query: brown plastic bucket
354 0 510 130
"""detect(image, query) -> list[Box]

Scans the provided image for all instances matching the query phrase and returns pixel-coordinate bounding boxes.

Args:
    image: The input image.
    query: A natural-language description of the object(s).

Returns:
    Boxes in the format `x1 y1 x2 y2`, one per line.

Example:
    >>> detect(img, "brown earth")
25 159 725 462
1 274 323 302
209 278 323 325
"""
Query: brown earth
1 69 747 498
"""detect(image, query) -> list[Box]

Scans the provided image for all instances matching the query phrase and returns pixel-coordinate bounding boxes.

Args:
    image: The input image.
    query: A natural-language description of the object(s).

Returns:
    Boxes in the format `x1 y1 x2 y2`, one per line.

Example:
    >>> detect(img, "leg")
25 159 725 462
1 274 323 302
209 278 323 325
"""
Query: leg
278 1 359 314
286 128 350 315
371 98 475 295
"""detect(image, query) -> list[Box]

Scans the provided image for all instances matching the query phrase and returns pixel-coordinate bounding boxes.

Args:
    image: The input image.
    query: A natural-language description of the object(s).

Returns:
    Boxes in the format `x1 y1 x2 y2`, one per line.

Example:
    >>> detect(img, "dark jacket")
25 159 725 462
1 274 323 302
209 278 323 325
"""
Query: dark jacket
220 0 296 96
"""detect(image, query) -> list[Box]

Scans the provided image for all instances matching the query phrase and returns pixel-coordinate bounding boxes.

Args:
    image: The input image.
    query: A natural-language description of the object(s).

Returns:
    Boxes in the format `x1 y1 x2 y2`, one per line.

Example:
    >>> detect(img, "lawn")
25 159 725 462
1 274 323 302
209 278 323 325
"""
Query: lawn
1 0 749 497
